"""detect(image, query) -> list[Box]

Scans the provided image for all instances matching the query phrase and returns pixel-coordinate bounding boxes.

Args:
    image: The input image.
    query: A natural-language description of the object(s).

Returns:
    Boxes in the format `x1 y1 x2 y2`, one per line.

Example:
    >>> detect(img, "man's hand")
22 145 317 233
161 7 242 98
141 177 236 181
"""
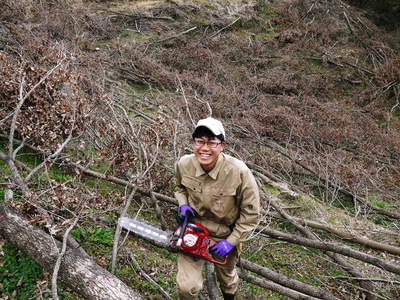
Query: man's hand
179 204 195 218
209 240 234 257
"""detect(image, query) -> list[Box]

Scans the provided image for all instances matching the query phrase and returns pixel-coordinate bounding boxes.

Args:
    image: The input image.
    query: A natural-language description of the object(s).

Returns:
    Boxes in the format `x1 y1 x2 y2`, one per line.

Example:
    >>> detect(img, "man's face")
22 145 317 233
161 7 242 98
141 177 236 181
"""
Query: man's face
193 137 225 172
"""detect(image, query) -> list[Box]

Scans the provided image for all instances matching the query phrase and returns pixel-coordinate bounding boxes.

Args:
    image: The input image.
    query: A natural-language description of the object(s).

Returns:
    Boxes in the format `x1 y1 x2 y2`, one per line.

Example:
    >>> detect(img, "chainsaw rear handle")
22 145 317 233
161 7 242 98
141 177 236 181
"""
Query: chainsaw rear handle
176 214 189 247
206 238 228 264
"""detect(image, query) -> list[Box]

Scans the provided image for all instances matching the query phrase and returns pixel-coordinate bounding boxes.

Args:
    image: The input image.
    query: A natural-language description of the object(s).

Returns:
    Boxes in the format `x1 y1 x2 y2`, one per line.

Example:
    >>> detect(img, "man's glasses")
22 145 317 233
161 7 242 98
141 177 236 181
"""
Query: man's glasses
193 139 222 148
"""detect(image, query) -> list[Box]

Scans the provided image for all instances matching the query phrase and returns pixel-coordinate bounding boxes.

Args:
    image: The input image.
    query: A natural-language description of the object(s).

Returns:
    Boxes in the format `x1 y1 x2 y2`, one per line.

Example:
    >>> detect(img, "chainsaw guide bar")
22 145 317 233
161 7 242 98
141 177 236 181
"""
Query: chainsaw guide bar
119 216 227 264
119 217 170 247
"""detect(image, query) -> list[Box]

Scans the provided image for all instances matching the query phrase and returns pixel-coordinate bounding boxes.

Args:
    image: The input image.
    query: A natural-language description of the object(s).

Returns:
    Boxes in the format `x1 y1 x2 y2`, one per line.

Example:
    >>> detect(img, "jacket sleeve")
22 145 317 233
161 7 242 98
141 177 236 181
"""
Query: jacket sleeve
174 161 188 207
226 169 260 246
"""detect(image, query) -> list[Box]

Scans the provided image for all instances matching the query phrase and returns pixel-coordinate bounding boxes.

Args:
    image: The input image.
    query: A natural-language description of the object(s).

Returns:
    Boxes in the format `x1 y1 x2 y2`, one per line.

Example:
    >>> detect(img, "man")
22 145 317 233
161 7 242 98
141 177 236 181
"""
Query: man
174 117 260 300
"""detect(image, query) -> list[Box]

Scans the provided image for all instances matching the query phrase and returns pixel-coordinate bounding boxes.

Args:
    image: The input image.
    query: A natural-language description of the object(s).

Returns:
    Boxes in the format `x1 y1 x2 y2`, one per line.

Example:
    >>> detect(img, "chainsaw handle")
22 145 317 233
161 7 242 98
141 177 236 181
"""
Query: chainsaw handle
207 238 228 265
176 214 189 247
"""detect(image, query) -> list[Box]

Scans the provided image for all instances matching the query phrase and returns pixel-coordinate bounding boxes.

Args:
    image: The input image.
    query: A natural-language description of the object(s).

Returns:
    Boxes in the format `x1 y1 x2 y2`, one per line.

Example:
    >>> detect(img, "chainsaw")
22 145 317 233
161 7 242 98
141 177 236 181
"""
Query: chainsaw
119 215 227 264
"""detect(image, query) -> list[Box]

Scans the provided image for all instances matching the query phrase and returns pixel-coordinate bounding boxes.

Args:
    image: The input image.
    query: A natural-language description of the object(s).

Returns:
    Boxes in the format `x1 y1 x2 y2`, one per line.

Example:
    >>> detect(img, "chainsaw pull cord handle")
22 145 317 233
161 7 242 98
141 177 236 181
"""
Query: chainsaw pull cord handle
176 214 189 247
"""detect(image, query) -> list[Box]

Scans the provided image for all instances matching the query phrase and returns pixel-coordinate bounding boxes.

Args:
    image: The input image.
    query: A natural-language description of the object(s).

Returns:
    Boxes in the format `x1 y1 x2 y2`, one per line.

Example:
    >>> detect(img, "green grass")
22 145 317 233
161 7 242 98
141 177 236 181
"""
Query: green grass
0 243 47 299
372 200 387 209
0 243 82 299
370 215 394 226
72 226 114 247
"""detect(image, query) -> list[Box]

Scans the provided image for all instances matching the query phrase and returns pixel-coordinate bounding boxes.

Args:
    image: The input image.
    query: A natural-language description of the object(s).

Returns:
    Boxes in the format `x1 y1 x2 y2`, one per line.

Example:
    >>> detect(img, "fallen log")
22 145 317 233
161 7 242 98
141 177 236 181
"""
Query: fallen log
239 259 340 300
0 204 143 300
237 270 321 300
260 227 400 276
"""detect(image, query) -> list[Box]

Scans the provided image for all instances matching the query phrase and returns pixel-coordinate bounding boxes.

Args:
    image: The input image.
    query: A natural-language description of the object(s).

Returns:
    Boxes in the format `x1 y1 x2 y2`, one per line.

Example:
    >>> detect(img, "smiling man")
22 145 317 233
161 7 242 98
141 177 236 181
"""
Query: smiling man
174 117 260 300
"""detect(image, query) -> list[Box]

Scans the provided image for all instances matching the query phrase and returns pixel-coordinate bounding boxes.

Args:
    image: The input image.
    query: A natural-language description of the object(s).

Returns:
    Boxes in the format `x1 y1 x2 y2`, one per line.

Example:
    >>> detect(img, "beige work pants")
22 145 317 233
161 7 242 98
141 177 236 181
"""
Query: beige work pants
176 250 239 300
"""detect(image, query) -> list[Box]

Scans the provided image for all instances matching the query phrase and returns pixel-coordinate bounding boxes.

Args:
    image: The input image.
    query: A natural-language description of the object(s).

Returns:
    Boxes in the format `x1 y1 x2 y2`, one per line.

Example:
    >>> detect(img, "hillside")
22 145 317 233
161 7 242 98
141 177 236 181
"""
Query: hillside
1 0 400 299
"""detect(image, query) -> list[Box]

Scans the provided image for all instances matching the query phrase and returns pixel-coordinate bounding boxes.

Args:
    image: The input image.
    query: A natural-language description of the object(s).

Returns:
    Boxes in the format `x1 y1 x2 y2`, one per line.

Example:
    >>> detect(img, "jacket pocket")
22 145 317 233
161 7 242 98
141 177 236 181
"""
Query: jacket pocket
181 176 203 211
211 189 237 221
181 176 202 193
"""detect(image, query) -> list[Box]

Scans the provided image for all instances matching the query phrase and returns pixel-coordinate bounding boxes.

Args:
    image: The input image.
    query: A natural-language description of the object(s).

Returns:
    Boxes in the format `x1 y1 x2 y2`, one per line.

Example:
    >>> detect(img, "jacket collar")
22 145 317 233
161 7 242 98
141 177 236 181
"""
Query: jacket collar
194 153 225 179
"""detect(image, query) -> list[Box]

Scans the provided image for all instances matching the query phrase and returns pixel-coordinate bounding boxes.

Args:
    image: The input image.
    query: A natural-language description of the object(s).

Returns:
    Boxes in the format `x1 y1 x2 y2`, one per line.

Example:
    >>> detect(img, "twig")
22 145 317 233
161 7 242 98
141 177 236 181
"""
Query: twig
141 125 160 178
9 73 26 158
126 249 172 300
25 134 73 182
4 188 13 202
209 17 240 38
298 1 317 23
152 26 197 44
51 216 80 300
177 75 195 127
193 93 213 117
96 9 174 21
258 225 400 276
0 112 14 125
332 276 400 284
111 187 137 273
149 187 167 231
24 94 75 181
4 58 65 196
388 86 400 125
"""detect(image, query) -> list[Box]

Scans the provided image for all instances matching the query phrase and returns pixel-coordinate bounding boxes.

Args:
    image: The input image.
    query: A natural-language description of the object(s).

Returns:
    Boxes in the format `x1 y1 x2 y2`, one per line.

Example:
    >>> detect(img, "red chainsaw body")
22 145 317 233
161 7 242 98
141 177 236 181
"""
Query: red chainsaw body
171 222 227 265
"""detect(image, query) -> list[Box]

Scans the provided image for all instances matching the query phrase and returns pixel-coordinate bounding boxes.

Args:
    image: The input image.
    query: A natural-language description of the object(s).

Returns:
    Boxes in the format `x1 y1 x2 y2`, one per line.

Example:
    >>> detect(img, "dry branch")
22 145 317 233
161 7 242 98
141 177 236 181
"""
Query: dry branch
112 187 137 273
151 26 197 44
261 139 400 220
209 17 241 38
52 216 80 300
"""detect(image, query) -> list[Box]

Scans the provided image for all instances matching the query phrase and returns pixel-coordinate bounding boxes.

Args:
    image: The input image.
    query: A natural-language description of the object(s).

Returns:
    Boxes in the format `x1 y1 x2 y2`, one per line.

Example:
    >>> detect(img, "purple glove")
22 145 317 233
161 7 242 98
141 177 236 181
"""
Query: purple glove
209 240 235 257
179 205 195 218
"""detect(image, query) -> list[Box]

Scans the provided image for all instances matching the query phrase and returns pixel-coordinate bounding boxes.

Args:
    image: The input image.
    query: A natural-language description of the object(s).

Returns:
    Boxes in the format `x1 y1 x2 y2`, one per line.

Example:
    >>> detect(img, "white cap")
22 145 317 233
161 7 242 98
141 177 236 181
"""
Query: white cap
194 117 225 139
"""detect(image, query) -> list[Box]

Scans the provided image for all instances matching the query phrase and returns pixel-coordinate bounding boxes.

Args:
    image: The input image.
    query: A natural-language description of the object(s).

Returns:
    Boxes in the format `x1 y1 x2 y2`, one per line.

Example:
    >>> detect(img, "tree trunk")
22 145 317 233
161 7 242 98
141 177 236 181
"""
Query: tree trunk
0 204 143 300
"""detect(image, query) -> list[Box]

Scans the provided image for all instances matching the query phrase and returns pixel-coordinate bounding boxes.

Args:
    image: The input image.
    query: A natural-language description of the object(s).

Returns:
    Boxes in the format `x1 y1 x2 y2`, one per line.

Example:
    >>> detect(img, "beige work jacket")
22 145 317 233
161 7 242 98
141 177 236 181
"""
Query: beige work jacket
174 153 260 247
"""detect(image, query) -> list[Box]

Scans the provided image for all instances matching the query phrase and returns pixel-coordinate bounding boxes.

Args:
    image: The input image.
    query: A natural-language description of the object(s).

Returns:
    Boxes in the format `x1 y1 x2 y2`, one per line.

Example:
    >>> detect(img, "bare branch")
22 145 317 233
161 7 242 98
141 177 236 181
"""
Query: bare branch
111 187 137 273
25 134 73 182
127 249 172 300
333 276 400 284
52 216 80 300
209 17 240 38
152 26 197 44
177 75 195 127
